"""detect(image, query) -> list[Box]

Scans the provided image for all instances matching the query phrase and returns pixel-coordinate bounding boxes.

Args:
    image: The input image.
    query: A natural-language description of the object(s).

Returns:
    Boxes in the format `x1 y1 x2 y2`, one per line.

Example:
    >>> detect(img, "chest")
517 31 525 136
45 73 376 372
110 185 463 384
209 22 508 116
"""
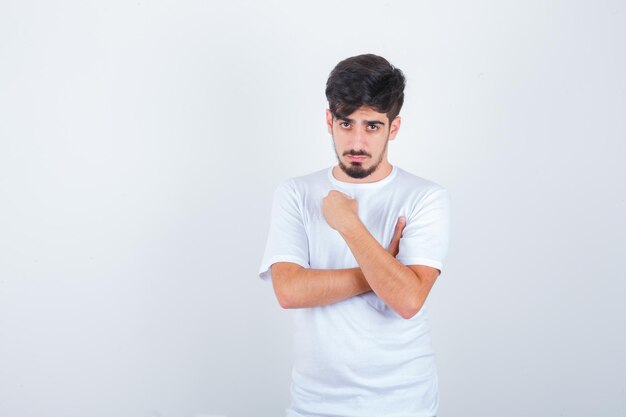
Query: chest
302 189 409 268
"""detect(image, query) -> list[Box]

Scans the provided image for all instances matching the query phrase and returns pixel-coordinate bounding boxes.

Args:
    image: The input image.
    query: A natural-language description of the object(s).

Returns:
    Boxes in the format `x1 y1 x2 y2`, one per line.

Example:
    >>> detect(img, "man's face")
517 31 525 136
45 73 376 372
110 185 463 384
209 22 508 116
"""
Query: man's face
326 106 401 179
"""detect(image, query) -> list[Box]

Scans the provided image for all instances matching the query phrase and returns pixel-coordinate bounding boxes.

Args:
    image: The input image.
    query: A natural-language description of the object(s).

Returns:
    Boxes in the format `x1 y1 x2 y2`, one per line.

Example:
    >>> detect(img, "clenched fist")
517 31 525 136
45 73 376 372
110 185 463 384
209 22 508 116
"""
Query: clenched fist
321 190 360 233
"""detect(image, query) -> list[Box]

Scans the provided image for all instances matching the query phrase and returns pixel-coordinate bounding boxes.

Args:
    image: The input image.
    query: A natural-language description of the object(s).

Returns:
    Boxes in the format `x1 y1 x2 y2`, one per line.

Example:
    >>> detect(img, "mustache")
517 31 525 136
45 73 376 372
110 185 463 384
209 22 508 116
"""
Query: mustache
343 150 371 157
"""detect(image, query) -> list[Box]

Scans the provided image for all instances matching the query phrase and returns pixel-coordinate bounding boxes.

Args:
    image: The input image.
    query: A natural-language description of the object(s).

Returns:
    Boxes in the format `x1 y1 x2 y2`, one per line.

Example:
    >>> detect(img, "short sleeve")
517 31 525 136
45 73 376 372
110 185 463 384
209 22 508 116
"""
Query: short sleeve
258 180 310 282
396 187 451 272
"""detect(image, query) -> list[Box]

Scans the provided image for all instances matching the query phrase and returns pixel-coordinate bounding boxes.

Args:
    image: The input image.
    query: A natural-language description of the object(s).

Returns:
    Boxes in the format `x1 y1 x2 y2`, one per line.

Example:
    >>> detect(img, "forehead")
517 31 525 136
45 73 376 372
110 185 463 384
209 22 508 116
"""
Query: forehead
337 106 389 124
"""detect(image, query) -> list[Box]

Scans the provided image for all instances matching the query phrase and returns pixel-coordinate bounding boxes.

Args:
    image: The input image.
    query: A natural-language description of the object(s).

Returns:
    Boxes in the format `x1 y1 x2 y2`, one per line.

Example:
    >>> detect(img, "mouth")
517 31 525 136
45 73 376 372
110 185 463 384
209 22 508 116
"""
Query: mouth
346 155 368 163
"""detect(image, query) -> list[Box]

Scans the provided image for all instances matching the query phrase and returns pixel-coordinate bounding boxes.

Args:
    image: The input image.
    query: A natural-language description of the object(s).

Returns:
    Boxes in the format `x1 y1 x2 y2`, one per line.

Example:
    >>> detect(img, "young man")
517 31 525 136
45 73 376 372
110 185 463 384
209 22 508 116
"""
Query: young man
259 54 451 417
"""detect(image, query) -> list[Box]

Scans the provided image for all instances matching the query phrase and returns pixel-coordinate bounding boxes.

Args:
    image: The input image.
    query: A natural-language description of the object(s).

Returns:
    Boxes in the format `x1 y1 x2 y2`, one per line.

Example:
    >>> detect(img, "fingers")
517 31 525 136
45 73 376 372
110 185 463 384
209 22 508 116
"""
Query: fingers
327 190 352 199
387 216 406 256
394 216 406 237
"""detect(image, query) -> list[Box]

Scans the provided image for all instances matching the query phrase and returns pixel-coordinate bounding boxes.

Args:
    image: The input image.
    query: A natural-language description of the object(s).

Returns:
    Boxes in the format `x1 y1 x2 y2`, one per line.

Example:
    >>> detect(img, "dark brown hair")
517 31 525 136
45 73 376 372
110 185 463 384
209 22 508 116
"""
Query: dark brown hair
325 54 406 122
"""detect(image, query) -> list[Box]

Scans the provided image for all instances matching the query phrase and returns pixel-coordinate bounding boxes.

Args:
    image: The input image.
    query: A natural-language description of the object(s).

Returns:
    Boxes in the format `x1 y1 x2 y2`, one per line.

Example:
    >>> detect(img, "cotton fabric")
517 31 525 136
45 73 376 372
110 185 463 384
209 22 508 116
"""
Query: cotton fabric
259 165 450 417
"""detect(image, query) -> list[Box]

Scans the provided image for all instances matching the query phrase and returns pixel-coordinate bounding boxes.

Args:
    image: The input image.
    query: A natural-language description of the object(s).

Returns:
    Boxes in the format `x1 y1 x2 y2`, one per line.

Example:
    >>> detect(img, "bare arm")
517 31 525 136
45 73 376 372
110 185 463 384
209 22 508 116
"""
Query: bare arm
323 190 440 319
270 217 406 309
271 264 369 309
339 221 439 319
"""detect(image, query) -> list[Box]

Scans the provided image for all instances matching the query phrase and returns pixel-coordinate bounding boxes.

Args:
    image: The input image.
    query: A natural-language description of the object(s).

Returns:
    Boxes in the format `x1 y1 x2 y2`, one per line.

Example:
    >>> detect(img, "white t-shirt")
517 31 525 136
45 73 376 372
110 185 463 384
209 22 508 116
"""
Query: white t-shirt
259 165 451 417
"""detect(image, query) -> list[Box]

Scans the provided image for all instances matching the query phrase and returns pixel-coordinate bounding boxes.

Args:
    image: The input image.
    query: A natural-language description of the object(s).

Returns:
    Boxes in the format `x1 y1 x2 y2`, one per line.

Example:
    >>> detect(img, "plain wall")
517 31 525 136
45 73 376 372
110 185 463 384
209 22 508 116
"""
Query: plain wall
1 1 625 416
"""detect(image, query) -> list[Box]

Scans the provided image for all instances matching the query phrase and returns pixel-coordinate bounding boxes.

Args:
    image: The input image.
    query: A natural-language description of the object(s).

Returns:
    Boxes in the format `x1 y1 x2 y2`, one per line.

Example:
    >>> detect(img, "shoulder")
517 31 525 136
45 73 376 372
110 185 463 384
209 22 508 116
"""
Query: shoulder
275 167 331 196
393 166 448 198
391 168 450 227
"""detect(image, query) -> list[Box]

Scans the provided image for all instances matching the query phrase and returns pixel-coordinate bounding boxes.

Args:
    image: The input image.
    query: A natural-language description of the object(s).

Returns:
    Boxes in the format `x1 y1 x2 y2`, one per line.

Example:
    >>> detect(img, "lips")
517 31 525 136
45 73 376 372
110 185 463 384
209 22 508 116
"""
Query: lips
347 155 367 162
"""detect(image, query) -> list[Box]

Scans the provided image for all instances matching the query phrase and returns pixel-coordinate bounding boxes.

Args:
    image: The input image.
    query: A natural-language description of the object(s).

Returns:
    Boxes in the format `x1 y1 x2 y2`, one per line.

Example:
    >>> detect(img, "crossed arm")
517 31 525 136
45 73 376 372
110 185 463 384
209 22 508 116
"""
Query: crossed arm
271 191 440 319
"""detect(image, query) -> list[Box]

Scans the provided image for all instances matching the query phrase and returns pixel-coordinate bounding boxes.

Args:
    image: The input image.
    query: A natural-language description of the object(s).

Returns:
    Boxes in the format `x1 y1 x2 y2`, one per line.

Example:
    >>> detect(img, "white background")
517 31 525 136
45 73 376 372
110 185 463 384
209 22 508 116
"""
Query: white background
1 1 625 416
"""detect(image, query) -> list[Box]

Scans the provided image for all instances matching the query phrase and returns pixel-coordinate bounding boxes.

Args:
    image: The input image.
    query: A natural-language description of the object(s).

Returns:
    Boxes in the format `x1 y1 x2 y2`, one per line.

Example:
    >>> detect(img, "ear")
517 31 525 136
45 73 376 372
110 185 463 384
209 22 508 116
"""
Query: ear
325 109 334 134
388 116 401 141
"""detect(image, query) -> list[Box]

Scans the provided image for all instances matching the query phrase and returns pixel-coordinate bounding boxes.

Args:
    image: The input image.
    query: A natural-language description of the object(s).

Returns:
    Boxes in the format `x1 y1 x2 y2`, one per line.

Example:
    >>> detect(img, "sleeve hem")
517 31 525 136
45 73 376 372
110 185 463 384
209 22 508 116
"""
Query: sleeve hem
396 257 443 272
258 255 310 282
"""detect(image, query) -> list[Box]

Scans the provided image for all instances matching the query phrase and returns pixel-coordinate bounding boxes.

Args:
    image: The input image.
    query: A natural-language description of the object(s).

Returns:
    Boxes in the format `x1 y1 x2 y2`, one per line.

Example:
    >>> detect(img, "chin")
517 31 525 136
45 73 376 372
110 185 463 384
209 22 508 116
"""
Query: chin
340 161 377 179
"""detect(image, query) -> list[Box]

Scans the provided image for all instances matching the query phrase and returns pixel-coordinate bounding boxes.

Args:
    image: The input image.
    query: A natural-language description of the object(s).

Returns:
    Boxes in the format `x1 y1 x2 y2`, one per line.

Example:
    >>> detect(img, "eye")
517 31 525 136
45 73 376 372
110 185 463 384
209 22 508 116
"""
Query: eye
340 122 351 129
367 124 380 131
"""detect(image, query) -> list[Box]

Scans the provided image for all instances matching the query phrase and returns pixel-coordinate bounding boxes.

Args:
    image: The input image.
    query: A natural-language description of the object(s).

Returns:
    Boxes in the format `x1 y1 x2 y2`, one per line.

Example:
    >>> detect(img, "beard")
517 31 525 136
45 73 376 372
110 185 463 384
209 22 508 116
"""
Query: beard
335 139 389 179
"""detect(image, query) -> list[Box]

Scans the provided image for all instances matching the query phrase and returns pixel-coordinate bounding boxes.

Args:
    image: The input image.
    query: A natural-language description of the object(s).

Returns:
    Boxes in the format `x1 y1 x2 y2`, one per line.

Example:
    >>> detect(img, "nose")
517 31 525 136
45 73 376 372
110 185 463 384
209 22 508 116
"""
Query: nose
349 128 367 150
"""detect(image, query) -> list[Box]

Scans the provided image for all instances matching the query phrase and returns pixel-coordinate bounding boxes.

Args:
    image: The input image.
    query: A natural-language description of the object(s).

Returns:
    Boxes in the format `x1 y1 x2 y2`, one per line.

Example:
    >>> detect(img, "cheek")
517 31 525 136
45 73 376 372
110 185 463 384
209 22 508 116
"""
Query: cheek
332 133 348 149
369 141 388 159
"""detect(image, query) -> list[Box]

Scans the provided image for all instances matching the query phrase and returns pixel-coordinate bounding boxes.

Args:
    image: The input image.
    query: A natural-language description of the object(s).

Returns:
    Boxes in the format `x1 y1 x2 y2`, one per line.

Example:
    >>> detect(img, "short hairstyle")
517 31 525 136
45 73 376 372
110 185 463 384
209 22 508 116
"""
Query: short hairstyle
325 54 406 122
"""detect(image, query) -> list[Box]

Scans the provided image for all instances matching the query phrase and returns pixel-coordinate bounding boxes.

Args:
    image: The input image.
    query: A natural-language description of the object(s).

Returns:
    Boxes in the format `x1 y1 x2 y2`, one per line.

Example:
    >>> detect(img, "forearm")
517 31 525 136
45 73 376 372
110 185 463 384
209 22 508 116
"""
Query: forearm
271 263 371 309
339 220 423 319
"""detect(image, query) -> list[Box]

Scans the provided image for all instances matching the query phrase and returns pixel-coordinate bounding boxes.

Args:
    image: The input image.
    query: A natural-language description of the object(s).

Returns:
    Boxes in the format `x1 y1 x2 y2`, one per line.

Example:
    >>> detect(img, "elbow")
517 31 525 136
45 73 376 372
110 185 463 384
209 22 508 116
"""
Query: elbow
274 287 296 309
396 298 425 320
398 306 421 320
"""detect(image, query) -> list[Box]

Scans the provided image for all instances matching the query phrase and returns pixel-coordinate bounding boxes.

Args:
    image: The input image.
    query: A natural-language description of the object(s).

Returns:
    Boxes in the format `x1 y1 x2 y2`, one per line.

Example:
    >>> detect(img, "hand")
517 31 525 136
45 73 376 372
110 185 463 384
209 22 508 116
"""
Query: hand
387 216 406 257
322 190 360 233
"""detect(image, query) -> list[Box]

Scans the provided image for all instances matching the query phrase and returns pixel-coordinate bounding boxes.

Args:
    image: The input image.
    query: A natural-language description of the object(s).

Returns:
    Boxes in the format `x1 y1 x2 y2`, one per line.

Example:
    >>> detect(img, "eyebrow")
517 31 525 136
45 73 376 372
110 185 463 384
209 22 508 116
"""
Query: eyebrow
338 117 386 126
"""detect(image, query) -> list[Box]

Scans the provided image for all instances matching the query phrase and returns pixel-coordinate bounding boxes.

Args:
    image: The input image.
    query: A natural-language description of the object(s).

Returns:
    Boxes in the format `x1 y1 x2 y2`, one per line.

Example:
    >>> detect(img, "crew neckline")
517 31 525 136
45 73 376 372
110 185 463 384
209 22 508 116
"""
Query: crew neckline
327 165 398 189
